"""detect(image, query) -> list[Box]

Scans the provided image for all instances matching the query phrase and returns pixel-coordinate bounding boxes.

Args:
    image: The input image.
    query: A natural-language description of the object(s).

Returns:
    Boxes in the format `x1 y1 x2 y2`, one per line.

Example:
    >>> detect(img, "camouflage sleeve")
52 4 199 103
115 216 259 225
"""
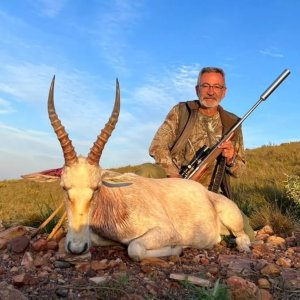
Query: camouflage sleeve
149 104 180 176
226 127 246 177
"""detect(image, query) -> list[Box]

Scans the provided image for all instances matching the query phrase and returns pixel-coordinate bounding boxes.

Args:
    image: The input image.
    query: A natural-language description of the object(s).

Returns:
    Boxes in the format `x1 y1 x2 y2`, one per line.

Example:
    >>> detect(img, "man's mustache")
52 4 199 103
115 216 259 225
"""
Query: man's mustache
204 97 216 100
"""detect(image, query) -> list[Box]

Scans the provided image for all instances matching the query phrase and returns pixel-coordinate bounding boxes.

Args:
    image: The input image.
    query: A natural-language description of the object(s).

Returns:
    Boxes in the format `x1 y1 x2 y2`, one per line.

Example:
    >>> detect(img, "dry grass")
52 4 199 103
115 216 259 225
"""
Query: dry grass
0 179 62 228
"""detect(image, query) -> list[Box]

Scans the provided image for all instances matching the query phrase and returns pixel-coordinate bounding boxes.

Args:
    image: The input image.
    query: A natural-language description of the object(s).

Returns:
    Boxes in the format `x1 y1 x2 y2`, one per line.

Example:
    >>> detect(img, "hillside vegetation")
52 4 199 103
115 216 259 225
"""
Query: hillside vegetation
0 141 299 233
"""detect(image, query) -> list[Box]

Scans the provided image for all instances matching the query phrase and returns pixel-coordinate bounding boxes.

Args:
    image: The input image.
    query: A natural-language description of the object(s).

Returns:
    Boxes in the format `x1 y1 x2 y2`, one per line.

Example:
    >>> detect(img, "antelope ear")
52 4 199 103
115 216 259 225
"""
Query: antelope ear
102 173 133 188
21 168 62 183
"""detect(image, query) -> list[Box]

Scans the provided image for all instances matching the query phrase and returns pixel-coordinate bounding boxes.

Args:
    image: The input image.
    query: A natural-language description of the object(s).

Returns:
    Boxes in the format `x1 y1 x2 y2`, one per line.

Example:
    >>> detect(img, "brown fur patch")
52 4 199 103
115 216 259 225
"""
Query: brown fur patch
90 185 133 241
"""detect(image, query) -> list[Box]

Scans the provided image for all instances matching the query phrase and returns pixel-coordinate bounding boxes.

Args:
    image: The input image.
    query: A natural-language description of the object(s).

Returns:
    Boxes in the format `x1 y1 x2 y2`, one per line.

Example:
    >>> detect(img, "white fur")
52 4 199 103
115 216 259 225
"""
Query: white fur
62 157 250 261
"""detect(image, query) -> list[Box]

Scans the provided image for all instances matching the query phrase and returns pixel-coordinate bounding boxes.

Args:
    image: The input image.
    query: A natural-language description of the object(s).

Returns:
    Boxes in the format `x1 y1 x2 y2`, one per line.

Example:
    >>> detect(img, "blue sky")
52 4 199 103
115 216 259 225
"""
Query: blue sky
0 0 298 180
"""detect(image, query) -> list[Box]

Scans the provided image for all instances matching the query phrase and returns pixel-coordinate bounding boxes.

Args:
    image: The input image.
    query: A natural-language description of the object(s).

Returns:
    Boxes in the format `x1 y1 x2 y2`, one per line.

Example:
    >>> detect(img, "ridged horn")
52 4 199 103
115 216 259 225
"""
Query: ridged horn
48 76 78 167
87 79 120 165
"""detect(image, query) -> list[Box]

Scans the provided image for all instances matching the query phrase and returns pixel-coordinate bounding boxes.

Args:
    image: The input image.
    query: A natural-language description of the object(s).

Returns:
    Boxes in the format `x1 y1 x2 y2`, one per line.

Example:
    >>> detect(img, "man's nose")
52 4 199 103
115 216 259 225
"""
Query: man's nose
207 86 215 95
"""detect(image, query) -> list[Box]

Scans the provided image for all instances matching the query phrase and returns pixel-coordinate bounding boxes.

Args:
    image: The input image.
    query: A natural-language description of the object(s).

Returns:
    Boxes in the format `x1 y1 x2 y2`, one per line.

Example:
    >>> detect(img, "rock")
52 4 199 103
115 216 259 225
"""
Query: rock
260 264 281 276
226 276 258 300
258 288 273 300
140 257 170 268
55 288 69 297
146 283 159 296
21 251 34 269
258 278 271 289
75 262 91 273
91 259 110 271
267 236 286 248
34 255 46 267
258 225 274 235
50 227 65 242
0 281 28 300
0 226 29 250
7 236 30 253
280 268 300 289
89 276 111 284
219 255 256 277
58 237 66 254
276 257 292 268
12 273 33 287
170 273 211 287
53 260 72 268
31 238 48 251
256 233 270 241
206 265 219 275
46 240 58 250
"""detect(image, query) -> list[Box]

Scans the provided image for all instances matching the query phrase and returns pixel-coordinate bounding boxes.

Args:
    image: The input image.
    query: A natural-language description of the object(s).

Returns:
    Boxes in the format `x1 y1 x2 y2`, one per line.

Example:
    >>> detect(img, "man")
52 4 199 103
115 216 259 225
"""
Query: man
149 67 254 240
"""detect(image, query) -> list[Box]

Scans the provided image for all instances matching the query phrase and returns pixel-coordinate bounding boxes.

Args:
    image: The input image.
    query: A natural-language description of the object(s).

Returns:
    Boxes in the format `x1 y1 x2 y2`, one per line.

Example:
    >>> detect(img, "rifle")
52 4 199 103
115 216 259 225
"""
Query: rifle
179 69 291 181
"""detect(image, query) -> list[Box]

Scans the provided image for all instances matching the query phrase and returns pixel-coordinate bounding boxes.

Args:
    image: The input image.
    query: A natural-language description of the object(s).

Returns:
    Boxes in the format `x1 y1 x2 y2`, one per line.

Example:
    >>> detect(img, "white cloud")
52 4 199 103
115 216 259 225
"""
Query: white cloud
30 0 68 18
129 64 200 111
93 0 144 73
259 49 284 58
0 98 15 114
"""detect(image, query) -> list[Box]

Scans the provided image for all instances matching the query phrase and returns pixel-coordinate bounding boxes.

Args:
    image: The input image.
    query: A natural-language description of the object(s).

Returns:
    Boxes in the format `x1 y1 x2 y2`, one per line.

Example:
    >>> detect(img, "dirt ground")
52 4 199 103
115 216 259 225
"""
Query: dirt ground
1 228 300 299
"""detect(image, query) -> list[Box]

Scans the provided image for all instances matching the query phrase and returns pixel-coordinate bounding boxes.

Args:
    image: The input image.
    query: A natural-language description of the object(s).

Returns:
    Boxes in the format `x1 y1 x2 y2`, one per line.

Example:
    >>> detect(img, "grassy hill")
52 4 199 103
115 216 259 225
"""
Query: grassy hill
0 141 299 233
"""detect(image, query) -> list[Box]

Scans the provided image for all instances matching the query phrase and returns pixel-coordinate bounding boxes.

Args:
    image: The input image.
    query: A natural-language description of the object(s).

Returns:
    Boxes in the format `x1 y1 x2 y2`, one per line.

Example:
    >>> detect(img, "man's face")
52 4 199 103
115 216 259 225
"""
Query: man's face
196 72 227 108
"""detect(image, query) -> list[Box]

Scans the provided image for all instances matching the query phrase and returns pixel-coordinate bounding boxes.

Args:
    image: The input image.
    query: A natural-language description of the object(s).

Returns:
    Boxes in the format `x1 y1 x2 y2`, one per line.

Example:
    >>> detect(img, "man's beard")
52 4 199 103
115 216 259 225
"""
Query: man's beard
199 97 219 108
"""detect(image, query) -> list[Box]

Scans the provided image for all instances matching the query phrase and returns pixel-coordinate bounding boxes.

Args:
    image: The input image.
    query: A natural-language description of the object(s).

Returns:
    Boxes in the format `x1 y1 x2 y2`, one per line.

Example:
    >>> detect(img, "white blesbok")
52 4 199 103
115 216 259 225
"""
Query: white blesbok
48 77 250 261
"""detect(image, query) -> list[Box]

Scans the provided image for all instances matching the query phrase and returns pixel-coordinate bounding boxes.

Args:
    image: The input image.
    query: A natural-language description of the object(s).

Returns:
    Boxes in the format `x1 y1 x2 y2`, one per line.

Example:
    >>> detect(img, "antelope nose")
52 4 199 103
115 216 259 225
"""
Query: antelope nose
67 241 88 255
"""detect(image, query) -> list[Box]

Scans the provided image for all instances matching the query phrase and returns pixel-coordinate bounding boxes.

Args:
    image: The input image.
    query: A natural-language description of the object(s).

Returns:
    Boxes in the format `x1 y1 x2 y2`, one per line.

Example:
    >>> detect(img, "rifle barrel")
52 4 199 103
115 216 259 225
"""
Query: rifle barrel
260 69 290 101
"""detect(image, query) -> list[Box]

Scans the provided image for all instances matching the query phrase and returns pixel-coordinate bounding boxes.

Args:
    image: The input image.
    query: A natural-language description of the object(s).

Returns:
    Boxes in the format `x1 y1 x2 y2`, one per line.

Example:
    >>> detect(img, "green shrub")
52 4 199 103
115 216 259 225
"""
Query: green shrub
285 174 300 205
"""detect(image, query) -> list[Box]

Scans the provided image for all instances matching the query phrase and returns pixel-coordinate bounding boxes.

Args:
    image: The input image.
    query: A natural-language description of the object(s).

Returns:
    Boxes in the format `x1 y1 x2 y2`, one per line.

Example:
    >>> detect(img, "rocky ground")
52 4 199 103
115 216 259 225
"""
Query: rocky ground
1 224 300 300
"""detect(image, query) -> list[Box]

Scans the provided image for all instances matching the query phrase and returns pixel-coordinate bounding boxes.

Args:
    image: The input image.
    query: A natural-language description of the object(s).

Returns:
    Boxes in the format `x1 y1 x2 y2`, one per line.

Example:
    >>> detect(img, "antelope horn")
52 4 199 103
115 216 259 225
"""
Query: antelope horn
87 79 120 165
48 76 78 167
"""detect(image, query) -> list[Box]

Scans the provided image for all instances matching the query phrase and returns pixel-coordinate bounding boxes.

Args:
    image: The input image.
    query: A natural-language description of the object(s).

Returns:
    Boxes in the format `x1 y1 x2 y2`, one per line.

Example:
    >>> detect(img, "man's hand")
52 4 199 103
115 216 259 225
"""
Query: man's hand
218 140 235 165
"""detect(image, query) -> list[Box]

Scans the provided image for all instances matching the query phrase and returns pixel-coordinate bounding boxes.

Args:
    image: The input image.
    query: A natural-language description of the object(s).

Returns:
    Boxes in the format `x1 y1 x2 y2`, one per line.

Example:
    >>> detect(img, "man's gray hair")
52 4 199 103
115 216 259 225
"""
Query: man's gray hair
197 67 226 86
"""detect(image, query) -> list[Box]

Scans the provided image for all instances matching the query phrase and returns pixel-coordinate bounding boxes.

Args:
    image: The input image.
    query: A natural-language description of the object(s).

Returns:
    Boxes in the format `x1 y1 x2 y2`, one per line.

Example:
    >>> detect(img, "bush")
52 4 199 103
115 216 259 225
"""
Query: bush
285 174 300 205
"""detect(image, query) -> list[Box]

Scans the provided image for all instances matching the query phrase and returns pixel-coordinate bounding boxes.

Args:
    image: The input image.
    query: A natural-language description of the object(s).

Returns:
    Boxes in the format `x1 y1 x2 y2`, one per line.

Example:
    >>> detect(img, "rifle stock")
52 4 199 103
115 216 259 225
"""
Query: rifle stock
182 69 291 181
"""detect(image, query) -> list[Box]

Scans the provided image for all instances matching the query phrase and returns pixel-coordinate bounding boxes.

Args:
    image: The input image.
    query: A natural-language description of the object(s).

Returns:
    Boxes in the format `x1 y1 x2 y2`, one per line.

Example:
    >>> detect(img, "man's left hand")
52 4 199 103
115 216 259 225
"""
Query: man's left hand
218 141 235 164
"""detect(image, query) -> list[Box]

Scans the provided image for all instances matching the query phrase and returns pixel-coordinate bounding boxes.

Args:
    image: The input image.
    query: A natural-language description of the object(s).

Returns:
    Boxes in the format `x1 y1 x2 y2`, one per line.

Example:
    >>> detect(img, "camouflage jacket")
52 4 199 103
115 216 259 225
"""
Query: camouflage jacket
149 101 246 190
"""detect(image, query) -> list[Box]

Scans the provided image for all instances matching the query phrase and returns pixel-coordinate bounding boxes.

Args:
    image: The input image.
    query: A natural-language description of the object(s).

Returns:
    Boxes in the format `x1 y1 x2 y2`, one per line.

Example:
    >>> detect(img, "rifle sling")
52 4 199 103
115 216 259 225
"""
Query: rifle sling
170 101 199 157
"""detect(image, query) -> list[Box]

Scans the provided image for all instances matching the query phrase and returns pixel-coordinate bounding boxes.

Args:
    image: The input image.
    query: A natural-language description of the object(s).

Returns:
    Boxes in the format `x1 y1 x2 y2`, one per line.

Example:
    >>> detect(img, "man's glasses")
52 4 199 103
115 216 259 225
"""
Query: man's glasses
199 83 225 92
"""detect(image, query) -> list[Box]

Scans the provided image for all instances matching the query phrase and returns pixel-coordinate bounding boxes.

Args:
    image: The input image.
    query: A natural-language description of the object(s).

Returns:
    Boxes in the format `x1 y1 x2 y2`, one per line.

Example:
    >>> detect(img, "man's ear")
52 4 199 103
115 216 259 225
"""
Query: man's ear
195 85 199 97
221 86 227 99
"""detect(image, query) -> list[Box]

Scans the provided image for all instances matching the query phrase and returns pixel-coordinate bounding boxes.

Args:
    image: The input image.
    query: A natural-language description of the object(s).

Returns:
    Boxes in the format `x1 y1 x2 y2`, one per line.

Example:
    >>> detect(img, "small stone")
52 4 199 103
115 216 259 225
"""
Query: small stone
257 225 274 235
258 288 273 300
75 262 91 273
170 273 211 287
207 265 219 275
267 236 286 248
226 276 258 299
260 264 281 276
90 259 109 271
31 238 48 252
276 257 292 268
55 288 69 297
34 256 46 267
258 278 271 289
21 251 34 269
89 276 111 284
12 273 28 287
8 236 30 253
10 266 19 272
46 240 58 250
0 282 28 300
0 226 28 243
140 257 170 268
53 260 72 269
